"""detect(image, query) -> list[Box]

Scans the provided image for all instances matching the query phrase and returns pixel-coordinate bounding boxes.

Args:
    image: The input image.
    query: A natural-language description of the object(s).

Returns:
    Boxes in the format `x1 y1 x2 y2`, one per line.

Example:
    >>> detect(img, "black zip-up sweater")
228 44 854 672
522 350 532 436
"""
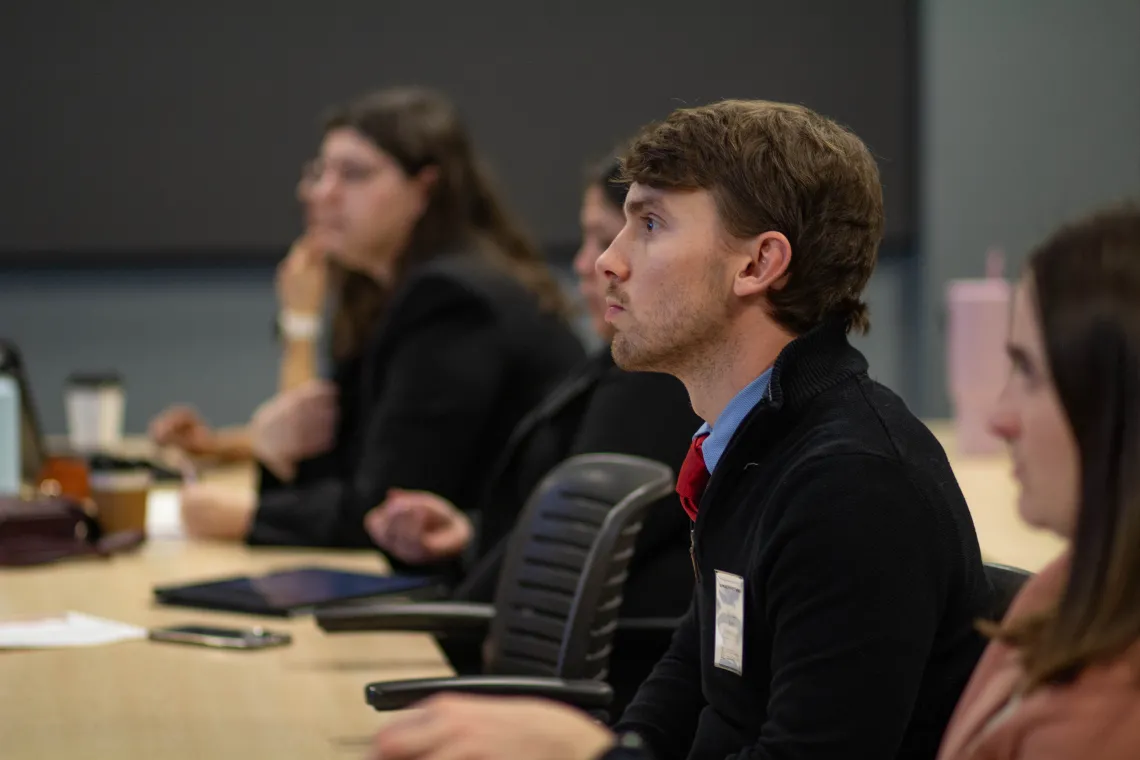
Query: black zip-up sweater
615 321 991 760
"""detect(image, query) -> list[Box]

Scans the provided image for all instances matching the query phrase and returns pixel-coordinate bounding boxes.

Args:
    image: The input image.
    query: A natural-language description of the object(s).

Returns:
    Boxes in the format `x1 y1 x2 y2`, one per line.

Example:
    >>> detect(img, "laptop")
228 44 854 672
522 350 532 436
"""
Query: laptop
0 339 182 485
0 340 48 488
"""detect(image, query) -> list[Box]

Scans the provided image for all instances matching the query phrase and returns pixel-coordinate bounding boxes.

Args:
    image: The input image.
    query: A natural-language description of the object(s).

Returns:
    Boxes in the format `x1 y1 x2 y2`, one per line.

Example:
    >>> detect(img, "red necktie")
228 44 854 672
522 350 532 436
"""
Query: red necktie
677 433 711 521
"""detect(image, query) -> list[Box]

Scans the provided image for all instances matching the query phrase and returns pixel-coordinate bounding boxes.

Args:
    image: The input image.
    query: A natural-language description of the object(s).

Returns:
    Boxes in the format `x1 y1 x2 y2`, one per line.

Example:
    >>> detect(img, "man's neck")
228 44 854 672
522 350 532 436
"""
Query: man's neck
679 322 795 425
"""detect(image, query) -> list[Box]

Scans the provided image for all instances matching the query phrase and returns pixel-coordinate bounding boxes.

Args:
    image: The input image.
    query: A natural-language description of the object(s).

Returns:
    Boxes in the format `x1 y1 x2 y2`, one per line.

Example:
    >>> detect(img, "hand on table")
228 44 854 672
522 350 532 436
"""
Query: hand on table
149 405 216 456
364 490 472 565
368 694 616 760
179 482 255 541
249 380 338 481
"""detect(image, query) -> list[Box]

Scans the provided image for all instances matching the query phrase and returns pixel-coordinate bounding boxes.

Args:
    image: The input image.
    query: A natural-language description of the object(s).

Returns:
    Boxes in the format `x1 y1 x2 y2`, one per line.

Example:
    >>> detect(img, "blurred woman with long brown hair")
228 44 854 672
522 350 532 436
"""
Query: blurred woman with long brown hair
936 205 1140 759
168 87 584 552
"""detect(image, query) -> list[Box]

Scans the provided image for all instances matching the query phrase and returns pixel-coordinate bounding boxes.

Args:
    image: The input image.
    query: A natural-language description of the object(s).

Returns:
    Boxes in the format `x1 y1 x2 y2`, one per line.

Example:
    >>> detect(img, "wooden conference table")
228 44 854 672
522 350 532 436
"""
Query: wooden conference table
927 421 1065 574
0 462 452 759
0 422 1063 759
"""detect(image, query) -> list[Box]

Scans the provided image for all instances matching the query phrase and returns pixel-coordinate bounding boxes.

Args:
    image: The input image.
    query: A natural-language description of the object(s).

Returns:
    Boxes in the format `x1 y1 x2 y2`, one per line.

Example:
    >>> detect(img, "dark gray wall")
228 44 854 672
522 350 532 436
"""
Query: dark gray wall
0 0 914 253
1 267 279 433
919 0 1140 415
1 2 921 432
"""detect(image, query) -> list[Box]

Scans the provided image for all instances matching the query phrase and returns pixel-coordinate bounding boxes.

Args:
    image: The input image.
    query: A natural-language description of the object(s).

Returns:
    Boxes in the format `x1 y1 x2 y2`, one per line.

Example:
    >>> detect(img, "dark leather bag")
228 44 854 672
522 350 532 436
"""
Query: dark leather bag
0 496 144 567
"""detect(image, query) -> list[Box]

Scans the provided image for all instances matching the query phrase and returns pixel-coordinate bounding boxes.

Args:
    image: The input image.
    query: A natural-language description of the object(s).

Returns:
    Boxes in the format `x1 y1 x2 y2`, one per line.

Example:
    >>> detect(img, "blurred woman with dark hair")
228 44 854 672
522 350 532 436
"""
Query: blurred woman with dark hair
171 87 584 550
935 204 1140 759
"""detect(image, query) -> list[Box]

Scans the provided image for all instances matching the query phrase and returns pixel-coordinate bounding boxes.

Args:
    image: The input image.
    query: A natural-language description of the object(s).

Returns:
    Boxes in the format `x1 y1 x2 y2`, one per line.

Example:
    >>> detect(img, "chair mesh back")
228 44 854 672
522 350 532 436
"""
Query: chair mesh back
485 454 674 680
984 561 1033 621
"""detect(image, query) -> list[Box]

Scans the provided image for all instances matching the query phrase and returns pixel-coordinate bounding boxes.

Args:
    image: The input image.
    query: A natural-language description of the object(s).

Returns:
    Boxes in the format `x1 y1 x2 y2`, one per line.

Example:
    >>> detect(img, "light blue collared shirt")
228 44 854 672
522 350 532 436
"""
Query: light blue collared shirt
695 368 773 474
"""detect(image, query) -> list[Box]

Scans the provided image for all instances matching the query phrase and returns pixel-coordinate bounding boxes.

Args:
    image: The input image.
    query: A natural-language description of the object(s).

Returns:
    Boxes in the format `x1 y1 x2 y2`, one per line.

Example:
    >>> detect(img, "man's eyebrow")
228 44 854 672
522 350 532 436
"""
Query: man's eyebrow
624 196 660 217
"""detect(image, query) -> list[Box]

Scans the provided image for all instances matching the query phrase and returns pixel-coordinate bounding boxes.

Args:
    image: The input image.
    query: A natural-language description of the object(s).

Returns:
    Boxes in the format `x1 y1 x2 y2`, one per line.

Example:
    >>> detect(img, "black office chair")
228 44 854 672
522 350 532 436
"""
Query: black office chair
316 453 675 712
984 561 1033 621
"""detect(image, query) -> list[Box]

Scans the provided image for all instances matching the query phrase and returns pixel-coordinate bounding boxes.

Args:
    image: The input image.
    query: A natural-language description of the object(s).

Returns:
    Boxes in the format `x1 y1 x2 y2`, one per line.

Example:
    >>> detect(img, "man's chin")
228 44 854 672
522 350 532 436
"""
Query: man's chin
610 333 653 372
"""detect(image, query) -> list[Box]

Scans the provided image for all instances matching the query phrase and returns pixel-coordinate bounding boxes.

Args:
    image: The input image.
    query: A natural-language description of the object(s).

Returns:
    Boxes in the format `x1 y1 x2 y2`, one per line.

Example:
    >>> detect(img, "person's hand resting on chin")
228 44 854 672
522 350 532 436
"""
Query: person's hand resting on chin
364 490 473 564
368 694 618 760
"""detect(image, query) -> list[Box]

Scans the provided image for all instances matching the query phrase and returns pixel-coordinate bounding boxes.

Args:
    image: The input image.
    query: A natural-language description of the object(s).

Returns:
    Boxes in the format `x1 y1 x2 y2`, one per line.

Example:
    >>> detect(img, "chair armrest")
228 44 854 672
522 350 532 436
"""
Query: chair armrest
315 602 494 633
365 676 614 711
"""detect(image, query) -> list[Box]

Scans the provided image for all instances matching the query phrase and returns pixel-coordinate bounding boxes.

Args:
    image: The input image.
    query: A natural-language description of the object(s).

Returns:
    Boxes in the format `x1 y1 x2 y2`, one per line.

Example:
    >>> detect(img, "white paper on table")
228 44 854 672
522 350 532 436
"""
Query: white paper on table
0 612 146 648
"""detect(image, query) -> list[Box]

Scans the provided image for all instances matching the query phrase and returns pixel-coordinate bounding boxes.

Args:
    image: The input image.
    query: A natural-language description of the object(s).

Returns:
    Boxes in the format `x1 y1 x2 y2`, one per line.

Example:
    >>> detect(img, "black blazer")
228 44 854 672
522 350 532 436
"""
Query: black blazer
459 349 700 620
247 249 585 549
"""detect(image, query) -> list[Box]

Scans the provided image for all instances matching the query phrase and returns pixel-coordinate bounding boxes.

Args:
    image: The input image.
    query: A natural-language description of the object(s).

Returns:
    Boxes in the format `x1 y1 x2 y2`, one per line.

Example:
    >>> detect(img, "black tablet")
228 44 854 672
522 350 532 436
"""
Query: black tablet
153 567 442 617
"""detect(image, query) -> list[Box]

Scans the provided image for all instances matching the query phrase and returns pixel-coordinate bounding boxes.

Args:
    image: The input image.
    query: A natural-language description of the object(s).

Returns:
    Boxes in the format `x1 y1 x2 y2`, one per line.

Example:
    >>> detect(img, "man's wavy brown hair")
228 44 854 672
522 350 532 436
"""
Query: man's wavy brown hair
622 99 884 335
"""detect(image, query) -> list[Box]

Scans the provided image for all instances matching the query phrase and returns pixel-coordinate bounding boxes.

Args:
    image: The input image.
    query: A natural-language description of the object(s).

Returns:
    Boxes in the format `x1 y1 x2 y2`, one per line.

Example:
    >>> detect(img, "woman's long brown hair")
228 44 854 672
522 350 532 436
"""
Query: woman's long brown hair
985 205 1140 691
322 87 570 359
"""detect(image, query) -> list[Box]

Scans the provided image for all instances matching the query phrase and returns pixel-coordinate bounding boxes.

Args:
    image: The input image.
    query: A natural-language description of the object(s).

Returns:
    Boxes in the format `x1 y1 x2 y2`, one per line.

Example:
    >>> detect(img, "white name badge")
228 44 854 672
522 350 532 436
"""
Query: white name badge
713 570 745 675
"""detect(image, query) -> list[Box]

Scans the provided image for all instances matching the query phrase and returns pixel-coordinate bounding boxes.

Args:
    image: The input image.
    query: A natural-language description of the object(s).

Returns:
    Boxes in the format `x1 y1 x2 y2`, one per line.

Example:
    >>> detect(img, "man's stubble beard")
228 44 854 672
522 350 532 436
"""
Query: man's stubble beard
610 286 728 380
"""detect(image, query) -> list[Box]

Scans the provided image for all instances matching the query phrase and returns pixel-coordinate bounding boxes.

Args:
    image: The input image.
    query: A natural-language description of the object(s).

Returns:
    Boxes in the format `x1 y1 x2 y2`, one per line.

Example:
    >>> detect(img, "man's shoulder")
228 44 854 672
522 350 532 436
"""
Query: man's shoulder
785 375 950 470
728 377 968 536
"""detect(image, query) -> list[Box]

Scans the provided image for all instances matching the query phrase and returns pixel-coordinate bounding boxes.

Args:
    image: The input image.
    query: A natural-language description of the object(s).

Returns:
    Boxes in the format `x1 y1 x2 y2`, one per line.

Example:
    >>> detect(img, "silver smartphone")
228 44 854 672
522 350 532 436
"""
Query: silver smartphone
148 624 292 650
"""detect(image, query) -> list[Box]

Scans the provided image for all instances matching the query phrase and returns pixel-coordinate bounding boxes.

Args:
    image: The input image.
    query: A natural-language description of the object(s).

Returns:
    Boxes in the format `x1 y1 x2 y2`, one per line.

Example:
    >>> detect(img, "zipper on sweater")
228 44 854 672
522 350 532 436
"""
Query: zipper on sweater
690 524 700 583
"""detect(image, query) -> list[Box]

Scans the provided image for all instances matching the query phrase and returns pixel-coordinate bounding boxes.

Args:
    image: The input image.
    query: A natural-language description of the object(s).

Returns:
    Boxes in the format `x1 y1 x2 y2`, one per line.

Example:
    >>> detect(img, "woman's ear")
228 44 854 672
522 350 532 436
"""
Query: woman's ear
413 165 441 195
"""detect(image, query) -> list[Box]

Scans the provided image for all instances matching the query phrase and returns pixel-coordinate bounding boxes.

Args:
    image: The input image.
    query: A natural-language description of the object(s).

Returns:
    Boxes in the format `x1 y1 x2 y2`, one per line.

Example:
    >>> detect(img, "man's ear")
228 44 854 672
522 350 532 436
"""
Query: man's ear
733 231 791 298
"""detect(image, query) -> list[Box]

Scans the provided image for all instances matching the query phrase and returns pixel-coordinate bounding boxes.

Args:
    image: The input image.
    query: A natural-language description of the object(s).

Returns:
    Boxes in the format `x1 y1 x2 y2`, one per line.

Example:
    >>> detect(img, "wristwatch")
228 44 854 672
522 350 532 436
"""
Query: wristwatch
594 731 651 760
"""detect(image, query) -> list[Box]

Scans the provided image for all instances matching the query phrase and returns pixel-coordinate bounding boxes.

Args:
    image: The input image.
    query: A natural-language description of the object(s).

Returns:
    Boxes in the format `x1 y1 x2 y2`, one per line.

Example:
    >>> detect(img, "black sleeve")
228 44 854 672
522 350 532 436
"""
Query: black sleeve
570 367 699 617
571 368 695 530
247 278 506 548
568 367 696 461
730 454 948 760
612 595 705 760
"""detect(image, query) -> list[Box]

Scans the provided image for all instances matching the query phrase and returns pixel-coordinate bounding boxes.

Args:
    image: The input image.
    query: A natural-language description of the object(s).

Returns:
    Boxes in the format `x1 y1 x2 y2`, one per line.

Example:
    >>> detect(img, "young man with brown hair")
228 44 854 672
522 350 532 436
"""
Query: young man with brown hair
368 99 991 760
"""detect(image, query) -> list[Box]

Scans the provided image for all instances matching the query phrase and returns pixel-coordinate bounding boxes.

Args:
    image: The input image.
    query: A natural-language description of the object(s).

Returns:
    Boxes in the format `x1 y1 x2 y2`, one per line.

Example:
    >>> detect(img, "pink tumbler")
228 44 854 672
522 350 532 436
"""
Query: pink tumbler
945 249 1011 457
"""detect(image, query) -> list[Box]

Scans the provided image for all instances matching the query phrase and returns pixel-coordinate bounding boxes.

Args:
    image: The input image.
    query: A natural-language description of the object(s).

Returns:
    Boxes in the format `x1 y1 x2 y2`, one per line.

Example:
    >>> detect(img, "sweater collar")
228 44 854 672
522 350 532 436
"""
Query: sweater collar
764 317 869 415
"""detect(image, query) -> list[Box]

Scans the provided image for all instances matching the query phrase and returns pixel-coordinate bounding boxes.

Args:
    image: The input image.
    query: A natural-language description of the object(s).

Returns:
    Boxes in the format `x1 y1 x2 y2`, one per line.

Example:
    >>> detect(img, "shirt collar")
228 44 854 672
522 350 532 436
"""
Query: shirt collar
695 367 773 474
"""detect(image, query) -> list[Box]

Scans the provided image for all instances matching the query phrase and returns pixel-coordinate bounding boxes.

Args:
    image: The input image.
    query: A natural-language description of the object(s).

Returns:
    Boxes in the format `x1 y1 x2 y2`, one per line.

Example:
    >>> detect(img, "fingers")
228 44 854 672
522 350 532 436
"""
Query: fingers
282 239 327 272
422 514 472 559
371 695 482 760
149 406 198 442
390 506 430 563
296 405 338 451
366 491 468 562
384 490 460 520
390 503 466 562
289 409 337 460
363 506 388 545
366 501 425 562
371 707 451 760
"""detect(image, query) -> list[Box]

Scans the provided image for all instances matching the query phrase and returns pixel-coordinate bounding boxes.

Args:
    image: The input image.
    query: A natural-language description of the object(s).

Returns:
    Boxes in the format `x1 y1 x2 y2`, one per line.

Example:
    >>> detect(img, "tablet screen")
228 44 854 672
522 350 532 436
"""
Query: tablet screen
155 567 437 615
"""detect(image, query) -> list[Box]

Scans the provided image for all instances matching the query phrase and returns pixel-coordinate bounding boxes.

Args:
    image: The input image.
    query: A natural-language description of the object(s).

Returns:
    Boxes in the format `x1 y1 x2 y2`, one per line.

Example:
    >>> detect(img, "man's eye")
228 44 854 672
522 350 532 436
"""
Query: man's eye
644 217 657 232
